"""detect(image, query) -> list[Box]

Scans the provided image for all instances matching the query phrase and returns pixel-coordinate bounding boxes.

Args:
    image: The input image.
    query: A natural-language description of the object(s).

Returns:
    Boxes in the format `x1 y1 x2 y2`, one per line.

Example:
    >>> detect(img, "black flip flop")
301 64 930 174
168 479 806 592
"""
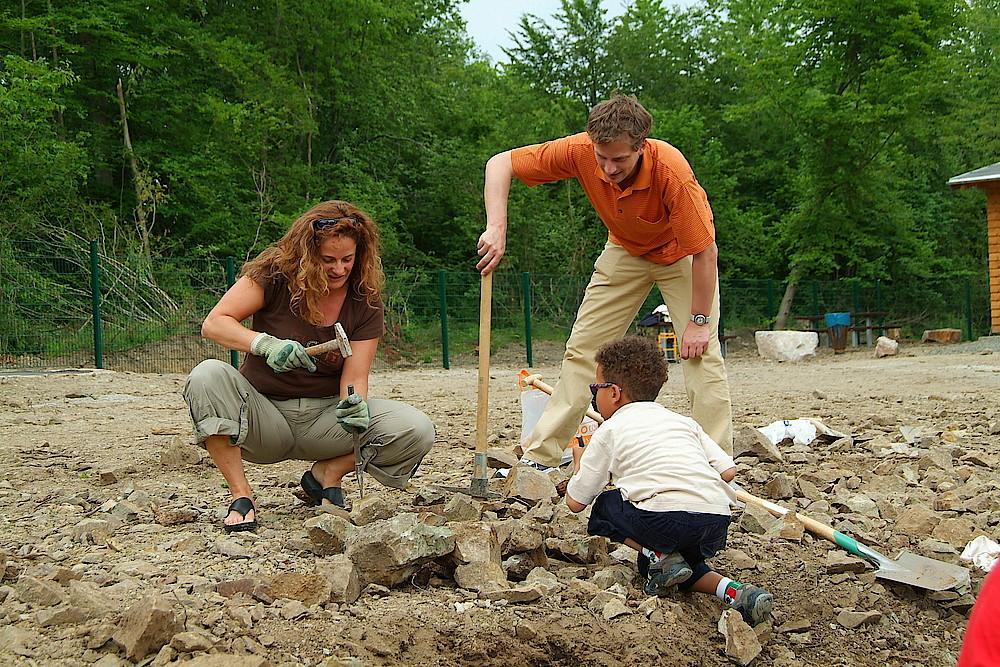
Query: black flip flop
300 470 346 508
223 497 257 533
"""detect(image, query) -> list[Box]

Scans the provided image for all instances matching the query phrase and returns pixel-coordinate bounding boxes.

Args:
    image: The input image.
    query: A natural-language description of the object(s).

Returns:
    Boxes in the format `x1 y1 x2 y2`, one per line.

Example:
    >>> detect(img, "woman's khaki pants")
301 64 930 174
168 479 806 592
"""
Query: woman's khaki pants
183 359 435 489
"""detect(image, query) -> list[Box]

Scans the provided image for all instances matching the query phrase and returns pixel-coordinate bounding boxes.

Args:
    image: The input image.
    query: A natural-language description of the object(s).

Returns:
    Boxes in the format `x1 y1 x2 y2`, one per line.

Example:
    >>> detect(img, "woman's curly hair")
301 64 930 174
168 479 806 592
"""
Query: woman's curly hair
241 200 384 326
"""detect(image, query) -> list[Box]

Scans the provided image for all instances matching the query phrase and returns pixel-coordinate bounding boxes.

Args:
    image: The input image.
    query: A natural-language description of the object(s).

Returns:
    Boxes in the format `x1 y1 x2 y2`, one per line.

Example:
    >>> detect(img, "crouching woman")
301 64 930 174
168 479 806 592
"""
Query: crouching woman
183 200 435 531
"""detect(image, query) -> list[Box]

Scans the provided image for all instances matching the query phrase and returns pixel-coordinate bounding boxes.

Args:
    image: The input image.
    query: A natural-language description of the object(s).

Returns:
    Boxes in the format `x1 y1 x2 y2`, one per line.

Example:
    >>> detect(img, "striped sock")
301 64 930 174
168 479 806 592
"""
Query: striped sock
716 577 744 604
642 547 663 561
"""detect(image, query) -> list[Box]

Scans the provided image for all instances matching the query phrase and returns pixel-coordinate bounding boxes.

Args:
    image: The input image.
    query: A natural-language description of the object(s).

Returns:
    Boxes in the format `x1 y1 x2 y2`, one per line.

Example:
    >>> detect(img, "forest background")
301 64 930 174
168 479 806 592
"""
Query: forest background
1 0 998 364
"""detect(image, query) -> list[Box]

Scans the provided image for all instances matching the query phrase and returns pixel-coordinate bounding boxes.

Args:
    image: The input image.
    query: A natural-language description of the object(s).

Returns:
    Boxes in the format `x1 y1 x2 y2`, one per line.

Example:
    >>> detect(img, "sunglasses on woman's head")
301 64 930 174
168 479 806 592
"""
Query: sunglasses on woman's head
313 216 362 231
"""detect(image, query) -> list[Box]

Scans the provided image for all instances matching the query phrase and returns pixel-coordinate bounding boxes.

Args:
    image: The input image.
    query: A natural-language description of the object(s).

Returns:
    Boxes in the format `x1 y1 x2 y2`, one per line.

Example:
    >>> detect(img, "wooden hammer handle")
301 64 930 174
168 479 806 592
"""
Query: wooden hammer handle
304 339 341 356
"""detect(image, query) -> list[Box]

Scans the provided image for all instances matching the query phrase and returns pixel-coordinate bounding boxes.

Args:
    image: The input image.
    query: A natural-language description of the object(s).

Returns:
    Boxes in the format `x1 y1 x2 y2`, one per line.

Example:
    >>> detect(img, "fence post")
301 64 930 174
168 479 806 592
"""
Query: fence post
226 257 239 368
522 272 533 366
438 270 449 369
965 277 973 342
875 279 882 313
89 240 104 369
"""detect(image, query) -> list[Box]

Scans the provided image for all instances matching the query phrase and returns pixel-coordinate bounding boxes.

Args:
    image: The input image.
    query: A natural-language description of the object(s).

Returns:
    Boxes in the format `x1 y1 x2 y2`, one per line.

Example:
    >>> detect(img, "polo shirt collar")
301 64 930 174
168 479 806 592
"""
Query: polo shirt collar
594 148 653 193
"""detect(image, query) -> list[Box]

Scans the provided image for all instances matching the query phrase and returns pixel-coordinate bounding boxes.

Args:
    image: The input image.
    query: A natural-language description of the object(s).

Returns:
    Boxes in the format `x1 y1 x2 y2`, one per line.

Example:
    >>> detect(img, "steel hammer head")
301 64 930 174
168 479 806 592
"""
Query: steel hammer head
334 322 353 358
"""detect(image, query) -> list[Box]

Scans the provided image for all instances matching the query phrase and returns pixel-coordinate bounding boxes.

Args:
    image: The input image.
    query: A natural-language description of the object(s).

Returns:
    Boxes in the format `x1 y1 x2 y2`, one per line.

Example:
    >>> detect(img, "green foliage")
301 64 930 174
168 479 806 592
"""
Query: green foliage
0 0 996 329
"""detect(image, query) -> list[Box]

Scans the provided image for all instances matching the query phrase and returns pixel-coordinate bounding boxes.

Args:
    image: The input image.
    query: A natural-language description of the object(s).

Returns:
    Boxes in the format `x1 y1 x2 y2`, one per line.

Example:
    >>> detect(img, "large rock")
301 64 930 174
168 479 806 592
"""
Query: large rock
836 609 882 628
718 608 762 665
733 428 785 463
839 494 880 518
738 504 780 535
70 518 117 544
500 520 546 556
895 506 941 537
544 536 609 564
931 517 977 547
874 337 898 358
503 547 548 581
450 523 506 591
503 466 558 506
755 331 818 362
921 328 961 344
315 555 361 604
305 514 354 555
350 494 396 526
113 594 183 661
268 572 331 606
443 494 482 523
170 631 214 653
486 448 519 470
825 551 867 574
16 575 66 607
765 474 795 500
346 513 455 587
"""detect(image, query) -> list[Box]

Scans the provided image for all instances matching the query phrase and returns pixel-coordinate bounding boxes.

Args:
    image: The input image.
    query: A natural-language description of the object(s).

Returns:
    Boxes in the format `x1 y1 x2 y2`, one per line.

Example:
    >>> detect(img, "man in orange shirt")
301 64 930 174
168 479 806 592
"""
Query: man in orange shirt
477 95 733 468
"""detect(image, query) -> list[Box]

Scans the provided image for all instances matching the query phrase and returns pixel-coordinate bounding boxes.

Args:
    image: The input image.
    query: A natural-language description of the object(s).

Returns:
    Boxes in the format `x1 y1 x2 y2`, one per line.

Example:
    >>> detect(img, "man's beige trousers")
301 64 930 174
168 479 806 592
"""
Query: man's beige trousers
522 242 733 466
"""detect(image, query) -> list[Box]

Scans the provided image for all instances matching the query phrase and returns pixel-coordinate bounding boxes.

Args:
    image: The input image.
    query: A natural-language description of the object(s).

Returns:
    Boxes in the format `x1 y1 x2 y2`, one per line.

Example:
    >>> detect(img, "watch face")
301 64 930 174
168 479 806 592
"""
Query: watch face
693 314 708 325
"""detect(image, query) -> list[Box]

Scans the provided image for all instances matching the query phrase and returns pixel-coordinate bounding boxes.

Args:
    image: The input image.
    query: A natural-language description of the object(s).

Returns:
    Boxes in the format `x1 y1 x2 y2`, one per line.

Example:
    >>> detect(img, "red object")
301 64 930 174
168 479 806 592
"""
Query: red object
958 565 1000 667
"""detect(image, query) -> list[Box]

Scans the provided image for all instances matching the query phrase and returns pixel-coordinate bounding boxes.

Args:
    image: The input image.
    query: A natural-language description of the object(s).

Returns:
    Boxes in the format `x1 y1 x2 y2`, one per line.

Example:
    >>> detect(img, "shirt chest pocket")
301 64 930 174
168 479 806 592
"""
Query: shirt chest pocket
637 214 665 226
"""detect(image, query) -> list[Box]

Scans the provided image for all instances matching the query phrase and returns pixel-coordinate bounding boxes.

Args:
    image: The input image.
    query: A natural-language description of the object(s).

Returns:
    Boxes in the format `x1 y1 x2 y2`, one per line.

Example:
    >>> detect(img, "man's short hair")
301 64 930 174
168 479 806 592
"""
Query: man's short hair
595 336 667 402
586 95 652 148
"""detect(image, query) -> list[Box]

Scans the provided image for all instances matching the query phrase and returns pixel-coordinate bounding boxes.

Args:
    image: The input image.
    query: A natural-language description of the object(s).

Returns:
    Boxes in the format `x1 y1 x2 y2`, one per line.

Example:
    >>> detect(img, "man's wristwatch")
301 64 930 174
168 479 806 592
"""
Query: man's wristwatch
690 313 711 326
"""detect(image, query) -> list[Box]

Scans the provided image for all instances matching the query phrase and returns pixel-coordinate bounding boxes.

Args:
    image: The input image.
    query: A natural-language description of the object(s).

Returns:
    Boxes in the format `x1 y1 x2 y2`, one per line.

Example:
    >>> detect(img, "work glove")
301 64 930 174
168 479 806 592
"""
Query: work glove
250 333 316 374
335 393 370 433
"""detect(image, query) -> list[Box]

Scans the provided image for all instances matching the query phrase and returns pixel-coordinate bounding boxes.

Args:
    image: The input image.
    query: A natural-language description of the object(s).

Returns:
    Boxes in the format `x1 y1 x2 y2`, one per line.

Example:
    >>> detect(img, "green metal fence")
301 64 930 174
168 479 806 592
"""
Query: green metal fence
0 240 992 373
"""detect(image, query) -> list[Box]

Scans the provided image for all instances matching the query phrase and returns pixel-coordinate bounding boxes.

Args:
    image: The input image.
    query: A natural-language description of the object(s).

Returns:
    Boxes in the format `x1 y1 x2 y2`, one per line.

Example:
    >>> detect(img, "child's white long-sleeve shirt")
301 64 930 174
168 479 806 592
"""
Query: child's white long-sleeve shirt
566 402 736 515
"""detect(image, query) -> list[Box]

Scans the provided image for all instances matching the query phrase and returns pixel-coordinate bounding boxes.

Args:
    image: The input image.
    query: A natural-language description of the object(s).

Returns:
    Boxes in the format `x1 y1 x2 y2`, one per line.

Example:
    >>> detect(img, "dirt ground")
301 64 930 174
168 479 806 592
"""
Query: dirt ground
0 339 998 666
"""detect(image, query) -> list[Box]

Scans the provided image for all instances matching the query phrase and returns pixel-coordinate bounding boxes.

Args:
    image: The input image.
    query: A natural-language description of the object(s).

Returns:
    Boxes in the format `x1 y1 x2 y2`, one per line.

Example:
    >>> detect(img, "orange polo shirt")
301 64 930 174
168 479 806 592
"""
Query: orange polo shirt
510 132 715 265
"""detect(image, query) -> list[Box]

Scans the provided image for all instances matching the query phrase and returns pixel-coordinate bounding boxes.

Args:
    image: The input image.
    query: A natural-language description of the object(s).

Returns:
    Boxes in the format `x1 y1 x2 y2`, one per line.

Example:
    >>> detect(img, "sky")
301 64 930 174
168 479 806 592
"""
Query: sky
459 0 699 62
458 0 628 63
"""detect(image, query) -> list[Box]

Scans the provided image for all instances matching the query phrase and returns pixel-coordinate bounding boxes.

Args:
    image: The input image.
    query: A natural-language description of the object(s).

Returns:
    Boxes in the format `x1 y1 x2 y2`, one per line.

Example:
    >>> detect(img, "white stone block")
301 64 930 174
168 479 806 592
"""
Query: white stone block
755 331 818 362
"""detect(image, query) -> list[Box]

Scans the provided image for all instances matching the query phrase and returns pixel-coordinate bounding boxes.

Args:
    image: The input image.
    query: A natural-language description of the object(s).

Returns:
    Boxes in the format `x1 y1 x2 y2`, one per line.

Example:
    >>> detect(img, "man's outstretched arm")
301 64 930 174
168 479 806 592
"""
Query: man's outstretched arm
477 150 513 275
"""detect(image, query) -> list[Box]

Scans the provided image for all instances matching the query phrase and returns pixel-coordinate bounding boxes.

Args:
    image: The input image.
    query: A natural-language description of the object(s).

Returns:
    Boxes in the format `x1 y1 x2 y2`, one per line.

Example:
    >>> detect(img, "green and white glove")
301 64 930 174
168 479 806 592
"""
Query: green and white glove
335 393 370 433
250 333 317 374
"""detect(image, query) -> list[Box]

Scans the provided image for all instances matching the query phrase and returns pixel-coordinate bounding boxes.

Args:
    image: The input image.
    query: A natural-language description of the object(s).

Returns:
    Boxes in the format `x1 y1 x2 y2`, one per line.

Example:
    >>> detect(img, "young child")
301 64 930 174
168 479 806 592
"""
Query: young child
564 336 773 626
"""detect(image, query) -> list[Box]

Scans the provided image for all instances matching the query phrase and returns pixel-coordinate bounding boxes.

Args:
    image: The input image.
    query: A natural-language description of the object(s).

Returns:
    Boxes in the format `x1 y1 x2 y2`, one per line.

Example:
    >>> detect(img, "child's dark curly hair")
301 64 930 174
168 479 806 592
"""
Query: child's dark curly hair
595 336 668 402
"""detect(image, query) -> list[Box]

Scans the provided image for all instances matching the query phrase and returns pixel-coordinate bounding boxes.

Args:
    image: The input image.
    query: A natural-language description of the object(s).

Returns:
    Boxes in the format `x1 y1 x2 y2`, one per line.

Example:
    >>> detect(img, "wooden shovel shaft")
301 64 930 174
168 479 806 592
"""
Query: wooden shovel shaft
736 489 857 555
473 273 493 487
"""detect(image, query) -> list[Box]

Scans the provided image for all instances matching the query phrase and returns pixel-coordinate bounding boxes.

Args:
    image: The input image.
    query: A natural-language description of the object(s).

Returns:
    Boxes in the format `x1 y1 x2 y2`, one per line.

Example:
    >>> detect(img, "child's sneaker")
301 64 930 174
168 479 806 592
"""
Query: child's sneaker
730 585 773 626
643 552 693 596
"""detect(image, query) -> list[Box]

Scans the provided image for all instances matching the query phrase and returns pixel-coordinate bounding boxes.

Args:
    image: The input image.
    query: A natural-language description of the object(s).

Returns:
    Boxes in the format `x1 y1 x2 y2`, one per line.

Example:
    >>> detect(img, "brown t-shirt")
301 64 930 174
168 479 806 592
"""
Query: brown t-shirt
240 276 384 399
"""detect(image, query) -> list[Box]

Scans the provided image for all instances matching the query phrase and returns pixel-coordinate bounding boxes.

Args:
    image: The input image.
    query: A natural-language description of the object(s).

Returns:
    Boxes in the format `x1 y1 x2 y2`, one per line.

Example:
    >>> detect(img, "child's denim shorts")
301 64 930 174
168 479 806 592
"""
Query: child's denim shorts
588 488 730 588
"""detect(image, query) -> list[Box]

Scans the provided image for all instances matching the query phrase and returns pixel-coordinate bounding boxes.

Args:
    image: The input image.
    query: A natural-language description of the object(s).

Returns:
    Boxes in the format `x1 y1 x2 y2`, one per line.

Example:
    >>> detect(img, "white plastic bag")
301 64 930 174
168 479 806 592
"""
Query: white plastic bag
960 536 1000 572
520 388 598 465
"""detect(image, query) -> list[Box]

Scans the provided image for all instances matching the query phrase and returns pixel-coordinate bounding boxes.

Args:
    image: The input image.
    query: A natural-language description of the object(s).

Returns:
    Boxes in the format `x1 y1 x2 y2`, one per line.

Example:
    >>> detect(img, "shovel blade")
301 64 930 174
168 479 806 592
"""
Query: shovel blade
875 551 970 591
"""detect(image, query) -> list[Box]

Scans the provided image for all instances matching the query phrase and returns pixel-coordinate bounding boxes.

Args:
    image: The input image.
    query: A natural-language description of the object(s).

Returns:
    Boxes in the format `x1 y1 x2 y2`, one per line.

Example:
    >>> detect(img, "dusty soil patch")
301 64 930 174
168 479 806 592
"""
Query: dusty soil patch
0 342 997 665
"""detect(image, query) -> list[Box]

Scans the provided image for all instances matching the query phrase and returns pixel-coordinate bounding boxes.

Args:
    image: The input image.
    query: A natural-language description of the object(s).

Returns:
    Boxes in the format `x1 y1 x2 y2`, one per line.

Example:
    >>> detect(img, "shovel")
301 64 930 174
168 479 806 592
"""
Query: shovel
436 272 501 499
522 372 969 592
736 489 970 591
